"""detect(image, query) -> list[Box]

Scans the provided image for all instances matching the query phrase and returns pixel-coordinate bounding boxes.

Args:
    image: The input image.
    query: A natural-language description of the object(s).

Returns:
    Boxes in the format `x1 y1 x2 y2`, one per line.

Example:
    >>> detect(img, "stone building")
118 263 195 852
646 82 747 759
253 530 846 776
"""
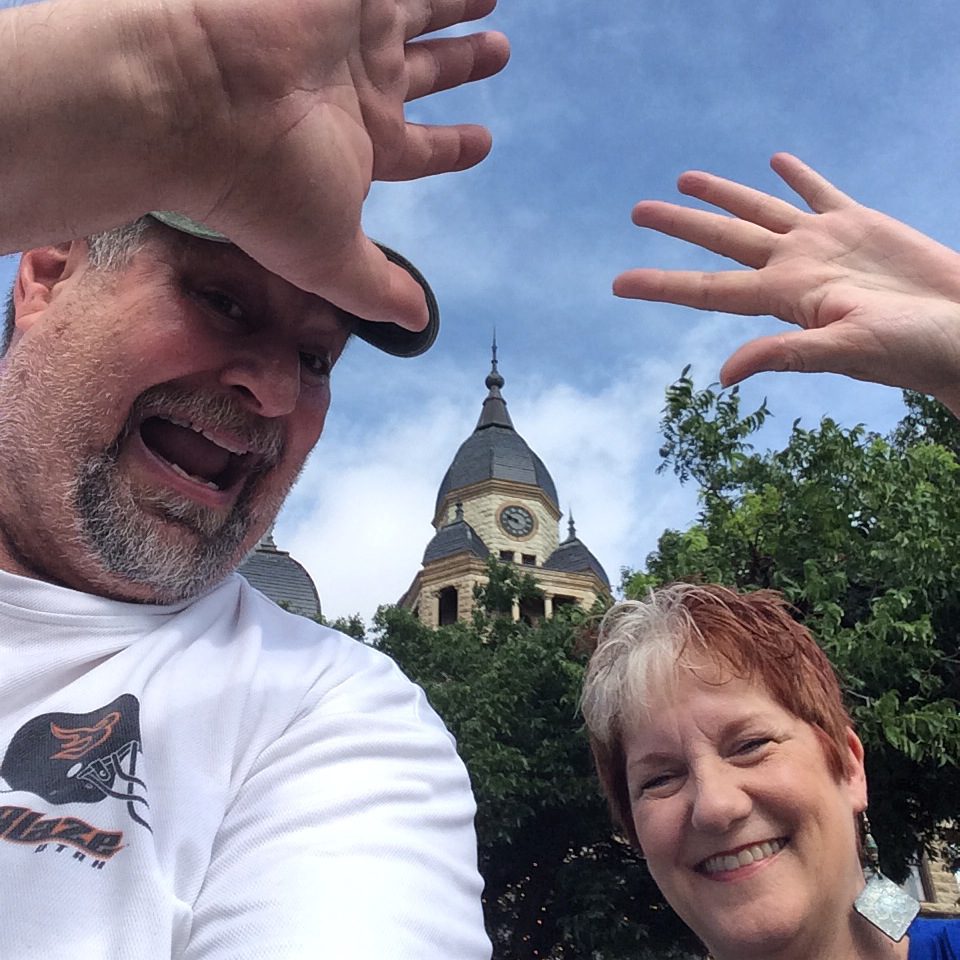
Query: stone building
400 347 609 626
912 839 960 918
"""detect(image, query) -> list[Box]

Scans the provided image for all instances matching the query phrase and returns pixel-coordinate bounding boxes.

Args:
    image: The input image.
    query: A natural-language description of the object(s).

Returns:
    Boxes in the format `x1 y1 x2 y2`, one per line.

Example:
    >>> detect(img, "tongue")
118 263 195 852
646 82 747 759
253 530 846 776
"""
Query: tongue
141 418 231 482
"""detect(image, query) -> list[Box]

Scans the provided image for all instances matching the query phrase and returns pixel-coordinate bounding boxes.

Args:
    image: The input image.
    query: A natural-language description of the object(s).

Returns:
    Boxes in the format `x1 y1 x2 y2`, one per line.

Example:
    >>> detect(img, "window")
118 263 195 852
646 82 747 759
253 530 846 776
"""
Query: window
521 554 536 566
499 550 515 562
438 586 459 626
519 596 545 625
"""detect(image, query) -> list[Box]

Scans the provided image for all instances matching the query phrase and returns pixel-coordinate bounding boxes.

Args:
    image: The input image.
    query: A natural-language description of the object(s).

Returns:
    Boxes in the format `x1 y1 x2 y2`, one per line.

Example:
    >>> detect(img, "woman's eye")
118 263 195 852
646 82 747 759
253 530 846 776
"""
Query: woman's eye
640 773 677 794
735 738 771 756
300 351 331 380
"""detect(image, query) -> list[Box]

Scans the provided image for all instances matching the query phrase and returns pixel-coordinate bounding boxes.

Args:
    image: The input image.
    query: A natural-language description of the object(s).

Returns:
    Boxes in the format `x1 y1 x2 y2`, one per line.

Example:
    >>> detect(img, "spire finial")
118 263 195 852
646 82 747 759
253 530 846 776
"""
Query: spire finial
567 510 576 541
476 337 513 429
485 331 504 392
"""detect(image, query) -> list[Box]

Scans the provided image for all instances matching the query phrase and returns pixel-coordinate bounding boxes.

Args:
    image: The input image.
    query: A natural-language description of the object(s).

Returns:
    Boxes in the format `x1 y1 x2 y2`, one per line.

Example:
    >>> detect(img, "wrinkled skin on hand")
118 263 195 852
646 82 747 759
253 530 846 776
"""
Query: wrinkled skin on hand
615 153 960 415
163 0 509 328
1 0 508 329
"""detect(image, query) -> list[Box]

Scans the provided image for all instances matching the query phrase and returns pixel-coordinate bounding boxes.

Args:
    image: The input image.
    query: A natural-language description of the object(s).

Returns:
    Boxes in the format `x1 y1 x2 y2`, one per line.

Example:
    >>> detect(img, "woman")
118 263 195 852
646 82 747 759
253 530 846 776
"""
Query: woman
581 583 959 960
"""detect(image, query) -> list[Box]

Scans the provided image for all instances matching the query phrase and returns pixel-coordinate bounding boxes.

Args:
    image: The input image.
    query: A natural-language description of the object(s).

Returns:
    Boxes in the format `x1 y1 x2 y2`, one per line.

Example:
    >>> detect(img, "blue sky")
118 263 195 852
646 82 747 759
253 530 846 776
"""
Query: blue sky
3 0 960 621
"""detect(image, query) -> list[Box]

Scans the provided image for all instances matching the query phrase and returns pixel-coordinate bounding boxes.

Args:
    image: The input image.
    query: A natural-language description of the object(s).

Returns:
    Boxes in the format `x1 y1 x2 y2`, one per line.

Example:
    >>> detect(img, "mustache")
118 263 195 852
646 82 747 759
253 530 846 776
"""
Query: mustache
117 384 285 466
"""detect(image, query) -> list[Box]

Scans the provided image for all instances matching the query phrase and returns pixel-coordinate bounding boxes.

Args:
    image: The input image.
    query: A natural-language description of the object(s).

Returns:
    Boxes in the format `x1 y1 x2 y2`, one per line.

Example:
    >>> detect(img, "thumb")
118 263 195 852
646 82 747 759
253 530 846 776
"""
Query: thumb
719 328 869 388
308 233 431 333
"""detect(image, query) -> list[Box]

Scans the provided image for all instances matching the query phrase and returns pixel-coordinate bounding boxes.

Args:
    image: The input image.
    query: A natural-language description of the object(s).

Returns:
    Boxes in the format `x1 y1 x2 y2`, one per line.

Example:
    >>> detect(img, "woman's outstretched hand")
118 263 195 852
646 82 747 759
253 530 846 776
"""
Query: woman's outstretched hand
616 153 960 414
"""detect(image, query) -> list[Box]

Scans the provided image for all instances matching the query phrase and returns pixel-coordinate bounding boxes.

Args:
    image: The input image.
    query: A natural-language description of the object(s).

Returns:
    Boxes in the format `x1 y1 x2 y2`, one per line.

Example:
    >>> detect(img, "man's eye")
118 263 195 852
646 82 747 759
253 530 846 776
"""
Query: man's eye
200 290 244 321
300 351 331 380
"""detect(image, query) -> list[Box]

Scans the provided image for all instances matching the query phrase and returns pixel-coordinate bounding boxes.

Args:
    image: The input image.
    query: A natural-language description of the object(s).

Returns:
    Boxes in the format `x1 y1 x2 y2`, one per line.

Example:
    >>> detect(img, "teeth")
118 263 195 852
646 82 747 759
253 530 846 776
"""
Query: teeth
155 415 251 456
702 838 785 875
198 427 250 455
167 459 222 490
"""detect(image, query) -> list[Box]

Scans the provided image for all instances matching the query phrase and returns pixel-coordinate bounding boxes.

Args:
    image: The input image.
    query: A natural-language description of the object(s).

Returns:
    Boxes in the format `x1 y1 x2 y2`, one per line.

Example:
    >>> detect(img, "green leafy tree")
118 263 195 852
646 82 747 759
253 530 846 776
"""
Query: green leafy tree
375 558 699 960
624 373 960 878
320 612 367 641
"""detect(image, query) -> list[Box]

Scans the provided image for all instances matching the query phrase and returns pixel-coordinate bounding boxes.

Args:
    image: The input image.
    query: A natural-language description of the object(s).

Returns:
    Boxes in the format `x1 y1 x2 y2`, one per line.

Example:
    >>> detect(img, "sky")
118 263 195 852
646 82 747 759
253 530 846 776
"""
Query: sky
4 0 960 624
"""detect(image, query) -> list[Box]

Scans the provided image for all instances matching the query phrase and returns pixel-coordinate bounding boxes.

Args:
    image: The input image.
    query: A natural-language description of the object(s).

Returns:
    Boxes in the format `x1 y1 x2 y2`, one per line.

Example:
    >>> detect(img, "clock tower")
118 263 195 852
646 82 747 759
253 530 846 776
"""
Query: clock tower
399 344 609 627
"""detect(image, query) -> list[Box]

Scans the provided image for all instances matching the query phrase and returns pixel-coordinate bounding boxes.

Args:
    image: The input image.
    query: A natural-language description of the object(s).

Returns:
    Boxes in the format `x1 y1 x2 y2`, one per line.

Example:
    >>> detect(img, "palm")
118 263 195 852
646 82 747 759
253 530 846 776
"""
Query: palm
166 0 509 325
615 153 960 410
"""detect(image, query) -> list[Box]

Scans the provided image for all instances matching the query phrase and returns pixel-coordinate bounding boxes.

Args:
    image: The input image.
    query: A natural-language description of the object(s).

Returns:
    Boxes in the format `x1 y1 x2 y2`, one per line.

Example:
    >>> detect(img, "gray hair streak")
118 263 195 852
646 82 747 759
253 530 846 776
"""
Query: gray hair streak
581 583 722 747
1 218 152 357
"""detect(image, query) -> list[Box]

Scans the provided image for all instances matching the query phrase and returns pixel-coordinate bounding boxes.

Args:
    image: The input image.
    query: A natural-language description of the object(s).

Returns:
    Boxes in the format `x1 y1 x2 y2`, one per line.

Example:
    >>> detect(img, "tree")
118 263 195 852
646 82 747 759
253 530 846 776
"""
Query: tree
624 373 960 878
374 558 699 960
315 611 367 641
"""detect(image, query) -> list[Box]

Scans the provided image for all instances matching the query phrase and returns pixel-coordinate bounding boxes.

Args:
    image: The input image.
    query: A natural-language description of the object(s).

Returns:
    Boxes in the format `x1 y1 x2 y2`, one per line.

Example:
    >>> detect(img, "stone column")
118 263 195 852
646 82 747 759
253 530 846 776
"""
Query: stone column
422 591 437 629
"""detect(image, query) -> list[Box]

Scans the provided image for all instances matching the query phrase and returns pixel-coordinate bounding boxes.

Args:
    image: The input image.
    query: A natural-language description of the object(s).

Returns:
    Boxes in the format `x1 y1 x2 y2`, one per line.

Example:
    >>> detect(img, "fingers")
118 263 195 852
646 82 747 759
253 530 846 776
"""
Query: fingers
718 326 869 388
630 200 774 270
410 0 500 39
770 152 856 214
405 31 510 101
375 121 493 180
676 169 804 234
613 267 769 316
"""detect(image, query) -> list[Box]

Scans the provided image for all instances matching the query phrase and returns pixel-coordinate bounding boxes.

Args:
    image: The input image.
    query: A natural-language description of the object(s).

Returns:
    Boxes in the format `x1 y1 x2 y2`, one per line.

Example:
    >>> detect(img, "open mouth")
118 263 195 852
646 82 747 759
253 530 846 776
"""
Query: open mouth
698 837 788 876
139 415 262 492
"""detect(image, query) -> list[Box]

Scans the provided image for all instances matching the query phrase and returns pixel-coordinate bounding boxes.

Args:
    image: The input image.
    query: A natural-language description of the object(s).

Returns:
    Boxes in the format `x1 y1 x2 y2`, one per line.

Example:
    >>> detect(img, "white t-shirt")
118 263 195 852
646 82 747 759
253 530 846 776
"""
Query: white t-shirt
0 569 490 959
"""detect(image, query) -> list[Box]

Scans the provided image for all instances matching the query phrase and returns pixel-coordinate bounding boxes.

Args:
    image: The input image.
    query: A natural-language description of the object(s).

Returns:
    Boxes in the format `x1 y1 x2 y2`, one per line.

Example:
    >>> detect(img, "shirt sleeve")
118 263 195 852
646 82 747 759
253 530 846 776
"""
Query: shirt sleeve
180 646 490 960
907 918 960 960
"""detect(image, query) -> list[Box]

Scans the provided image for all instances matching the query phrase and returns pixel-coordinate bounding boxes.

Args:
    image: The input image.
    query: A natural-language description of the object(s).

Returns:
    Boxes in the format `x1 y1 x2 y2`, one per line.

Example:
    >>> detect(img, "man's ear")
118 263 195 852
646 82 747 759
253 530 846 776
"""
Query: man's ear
843 726 868 814
13 242 89 333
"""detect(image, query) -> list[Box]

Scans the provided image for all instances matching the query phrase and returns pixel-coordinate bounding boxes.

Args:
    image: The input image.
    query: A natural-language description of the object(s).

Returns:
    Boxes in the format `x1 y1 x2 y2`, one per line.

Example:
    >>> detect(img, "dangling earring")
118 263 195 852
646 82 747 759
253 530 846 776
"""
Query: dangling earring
853 813 920 942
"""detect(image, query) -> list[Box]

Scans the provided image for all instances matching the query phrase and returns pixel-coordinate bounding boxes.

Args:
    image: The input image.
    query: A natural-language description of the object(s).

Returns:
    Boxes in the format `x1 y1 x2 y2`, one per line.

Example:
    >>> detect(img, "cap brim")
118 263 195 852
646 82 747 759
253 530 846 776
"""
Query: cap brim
149 212 439 358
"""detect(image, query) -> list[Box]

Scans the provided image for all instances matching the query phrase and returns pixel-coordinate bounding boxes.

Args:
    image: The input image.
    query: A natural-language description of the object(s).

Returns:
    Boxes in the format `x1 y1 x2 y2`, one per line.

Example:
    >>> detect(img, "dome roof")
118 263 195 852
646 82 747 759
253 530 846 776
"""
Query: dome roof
238 530 321 618
543 516 610 587
435 349 558 515
423 506 490 564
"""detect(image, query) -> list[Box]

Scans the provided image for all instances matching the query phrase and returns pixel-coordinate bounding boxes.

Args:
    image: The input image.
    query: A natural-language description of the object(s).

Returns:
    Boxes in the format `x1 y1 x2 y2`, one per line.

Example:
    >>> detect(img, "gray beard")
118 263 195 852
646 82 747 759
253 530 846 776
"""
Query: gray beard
73 453 255 602
71 386 289 604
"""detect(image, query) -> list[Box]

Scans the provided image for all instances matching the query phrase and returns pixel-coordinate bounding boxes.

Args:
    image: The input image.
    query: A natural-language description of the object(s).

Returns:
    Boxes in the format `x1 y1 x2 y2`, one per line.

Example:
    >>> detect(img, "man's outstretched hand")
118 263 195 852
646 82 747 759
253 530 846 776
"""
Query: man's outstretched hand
178 0 511 329
1 0 510 330
615 153 960 414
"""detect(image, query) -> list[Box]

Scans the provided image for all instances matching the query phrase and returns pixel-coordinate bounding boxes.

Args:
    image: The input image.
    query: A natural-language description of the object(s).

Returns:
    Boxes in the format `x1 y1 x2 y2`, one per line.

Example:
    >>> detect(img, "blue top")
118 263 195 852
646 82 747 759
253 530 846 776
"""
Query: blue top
909 918 960 959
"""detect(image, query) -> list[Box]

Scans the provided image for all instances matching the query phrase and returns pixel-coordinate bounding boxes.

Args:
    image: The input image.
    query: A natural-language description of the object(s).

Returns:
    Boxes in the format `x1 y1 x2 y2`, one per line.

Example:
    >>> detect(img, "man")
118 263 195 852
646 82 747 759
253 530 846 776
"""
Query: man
0 0 508 956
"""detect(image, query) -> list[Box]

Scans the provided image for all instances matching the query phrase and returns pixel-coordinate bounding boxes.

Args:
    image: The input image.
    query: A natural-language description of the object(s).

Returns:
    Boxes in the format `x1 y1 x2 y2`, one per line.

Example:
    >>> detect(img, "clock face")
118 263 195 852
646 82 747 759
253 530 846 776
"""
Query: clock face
500 505 534 538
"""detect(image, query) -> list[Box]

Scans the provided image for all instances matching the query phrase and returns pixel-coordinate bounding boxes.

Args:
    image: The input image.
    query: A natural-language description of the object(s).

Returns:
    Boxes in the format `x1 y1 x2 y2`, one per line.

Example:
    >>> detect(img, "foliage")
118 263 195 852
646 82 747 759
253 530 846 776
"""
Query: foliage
313 611 367 641
624 373 960 879
375 558 700 960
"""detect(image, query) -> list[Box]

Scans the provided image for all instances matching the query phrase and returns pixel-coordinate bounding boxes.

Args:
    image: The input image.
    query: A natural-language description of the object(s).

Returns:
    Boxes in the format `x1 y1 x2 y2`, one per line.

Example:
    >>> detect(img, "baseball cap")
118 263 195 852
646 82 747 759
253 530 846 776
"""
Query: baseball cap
148 211 439 358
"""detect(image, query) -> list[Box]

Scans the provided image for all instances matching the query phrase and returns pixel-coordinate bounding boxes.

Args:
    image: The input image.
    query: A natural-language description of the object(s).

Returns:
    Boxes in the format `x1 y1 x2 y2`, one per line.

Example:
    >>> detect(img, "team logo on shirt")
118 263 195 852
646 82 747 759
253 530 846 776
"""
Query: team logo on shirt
0 694 150 862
